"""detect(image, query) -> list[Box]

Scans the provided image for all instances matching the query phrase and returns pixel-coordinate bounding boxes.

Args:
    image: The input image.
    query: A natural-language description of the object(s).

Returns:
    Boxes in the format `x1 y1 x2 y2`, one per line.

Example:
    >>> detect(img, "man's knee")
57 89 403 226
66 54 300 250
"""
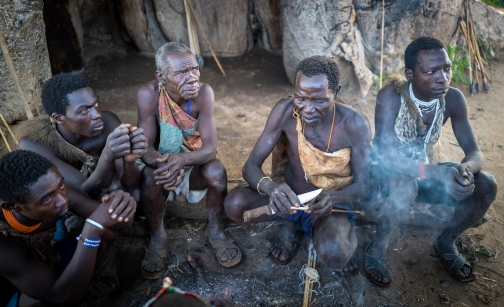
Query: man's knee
474 171 498 205
202 159 227 190
223 189 248 223
389 175 418 198
140 166 162 199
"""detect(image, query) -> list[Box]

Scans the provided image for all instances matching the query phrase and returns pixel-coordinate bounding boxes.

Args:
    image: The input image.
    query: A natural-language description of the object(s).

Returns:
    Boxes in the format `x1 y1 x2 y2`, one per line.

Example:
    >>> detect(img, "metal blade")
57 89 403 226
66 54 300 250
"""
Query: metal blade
297 189 322 205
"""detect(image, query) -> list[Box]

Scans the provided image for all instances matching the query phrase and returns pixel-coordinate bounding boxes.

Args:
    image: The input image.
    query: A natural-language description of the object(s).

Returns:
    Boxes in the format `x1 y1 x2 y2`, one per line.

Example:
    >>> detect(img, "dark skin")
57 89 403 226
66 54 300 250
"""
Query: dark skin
19 87 148 199
0 167 136 306
137 51 236 274
225 72 371 272
370 48 489 284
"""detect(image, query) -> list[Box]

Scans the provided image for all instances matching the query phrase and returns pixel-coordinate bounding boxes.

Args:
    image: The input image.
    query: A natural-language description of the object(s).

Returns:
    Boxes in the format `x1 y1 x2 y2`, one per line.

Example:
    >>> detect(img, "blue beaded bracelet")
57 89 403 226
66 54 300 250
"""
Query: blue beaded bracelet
76 235 101 248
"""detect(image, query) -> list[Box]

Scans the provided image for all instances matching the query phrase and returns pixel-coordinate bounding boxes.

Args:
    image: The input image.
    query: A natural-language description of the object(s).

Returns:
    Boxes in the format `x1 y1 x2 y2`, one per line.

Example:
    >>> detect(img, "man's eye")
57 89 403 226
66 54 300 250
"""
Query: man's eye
43 197 51 203
81 109 88 114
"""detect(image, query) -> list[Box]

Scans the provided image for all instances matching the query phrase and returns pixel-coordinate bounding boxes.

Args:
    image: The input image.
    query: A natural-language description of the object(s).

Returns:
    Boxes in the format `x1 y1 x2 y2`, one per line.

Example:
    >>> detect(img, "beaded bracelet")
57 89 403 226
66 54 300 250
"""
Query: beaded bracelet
257 176 272 195
419 163 427 179
76 235 101 248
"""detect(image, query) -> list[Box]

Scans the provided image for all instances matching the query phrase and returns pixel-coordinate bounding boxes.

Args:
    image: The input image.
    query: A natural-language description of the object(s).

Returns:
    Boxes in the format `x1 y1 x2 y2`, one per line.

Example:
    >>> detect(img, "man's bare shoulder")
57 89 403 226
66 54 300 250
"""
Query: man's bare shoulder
18 137 58 158
137 80 159 109
194 83 214 105
376 84 400 107
269 97 296 127
338 104 371 136
0 235 28 275
444 86 466 108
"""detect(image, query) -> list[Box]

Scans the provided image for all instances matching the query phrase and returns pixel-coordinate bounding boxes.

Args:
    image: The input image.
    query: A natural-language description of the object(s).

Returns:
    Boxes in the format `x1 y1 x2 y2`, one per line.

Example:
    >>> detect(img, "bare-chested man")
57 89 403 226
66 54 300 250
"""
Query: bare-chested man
366 36 497 287
137 42 241 279
19 73 147 200
0 150 136 306
224 56 371 274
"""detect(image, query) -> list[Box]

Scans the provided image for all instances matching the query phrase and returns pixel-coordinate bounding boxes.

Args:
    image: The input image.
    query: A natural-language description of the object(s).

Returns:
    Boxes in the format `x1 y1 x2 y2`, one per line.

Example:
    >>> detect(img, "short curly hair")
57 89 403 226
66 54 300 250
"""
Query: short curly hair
405 36 445 71
0 150 55 204
41 73 90 116
294 56 340 93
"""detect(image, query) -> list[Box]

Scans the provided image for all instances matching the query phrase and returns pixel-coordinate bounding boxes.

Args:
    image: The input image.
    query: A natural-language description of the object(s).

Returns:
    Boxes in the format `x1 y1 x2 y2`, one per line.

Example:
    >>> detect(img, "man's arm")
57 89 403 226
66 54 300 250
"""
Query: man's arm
138 83 163 168
0 192 136 305
242 98 300 214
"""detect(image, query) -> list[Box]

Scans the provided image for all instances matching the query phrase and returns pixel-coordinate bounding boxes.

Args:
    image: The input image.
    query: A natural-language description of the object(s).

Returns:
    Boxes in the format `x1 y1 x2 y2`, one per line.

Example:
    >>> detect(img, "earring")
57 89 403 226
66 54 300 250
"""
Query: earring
158 81 164 86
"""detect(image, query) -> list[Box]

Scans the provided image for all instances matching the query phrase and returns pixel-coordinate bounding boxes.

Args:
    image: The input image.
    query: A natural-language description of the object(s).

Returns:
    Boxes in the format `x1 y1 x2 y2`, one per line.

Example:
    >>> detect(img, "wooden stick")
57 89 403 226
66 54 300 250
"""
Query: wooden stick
291 207 366 216
186 0 227 76
379 0 385 89
0 26 34 120
0 126 11 152
0 113 17 145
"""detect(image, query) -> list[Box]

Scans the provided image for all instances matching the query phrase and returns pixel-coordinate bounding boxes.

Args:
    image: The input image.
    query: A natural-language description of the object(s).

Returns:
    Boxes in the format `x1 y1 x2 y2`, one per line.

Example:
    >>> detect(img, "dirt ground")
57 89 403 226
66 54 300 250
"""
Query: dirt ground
10 47 503 306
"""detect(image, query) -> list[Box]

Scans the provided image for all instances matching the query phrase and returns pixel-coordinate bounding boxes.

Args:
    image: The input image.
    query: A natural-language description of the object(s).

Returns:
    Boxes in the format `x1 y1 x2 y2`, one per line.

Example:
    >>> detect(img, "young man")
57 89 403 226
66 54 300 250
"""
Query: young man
19 73 147 200
224 56 371 274
0 150 136 306
367 36 497 286
137 42 241 279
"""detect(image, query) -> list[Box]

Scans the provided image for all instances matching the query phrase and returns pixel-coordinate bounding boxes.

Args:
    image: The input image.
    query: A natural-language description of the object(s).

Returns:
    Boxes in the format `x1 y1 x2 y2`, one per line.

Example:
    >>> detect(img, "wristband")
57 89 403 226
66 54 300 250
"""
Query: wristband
86 218 104 230
257 176 272 195
76 235 101 248
419 163 427 179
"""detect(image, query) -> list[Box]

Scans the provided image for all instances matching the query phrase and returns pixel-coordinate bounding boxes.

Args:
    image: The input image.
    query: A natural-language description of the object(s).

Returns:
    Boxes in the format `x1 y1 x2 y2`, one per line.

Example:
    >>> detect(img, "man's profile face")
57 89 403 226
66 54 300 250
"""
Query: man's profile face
59 87 104 137
406 48 452 101
19 167 69 221
161 52 200 100
293 72 336 126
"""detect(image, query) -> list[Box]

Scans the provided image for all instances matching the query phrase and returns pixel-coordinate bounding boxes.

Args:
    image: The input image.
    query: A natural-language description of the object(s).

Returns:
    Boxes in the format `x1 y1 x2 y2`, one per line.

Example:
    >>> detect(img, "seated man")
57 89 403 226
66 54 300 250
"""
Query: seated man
0 150 136 306
137 42 241 279
19 73 147 200
366 36 497 287
224 56 371 274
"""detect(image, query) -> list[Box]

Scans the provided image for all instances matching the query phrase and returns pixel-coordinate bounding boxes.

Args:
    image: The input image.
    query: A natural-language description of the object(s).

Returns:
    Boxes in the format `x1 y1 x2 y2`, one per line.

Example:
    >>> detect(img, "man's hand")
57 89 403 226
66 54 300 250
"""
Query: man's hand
306 192 332 217
432 165 475 201
124 126 148 161
154 153 185 190
89 190 137 227
267 183 299 215
104 124 132 161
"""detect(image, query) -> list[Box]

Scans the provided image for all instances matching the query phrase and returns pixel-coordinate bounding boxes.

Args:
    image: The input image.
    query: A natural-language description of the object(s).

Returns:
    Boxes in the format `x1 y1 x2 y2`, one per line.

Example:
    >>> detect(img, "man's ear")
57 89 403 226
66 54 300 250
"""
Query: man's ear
334 84 342 97
155 70 166 85
1 201 21 212
51 113 64 125
405 68 413 82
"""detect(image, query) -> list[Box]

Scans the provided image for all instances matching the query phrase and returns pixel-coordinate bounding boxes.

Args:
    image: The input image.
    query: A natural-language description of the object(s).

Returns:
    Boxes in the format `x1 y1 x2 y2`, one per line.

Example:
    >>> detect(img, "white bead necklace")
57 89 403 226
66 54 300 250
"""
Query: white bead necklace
409 83 438 113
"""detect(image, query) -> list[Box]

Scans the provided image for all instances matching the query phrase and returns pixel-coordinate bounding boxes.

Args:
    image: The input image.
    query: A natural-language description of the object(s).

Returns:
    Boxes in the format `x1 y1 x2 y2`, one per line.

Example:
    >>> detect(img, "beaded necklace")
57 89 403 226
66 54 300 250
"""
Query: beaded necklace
1 208 42 234
409 83 439 113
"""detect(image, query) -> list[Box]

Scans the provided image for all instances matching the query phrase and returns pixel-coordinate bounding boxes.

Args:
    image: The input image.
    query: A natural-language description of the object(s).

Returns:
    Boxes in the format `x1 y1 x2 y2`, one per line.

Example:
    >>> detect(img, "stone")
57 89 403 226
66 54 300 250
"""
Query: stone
252 0 282 53
353 0 464 75
469 0 504 50
281 0 375 97
0 0 51 124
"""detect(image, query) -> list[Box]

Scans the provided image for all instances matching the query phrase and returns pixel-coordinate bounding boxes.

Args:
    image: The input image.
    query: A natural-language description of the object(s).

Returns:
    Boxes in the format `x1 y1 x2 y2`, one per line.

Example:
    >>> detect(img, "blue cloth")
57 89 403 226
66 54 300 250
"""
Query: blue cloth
6 291 19 307
279 204 354 238
186 99 191 115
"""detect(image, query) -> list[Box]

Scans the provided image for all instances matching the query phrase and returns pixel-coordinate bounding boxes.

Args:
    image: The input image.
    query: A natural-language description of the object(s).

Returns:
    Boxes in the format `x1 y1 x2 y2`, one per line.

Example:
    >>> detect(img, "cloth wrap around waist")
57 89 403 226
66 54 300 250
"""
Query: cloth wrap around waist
0 220 60 267
157 85 202 155
391 76 445 164
21 117 98 177
294 107 353 191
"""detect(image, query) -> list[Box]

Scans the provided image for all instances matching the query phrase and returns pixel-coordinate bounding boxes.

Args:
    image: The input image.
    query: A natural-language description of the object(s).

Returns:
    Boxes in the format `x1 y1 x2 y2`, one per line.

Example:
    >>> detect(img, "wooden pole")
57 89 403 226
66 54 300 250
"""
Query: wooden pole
0 113 17 145
379 0 385 88
0 26 34 120
0 126 11 152
186 0 227 76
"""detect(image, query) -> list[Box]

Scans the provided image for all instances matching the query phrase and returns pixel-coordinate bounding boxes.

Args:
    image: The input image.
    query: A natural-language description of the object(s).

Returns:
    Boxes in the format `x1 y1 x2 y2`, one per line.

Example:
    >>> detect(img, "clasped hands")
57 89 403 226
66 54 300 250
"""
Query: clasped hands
105 123 148 162
433 164 475 201
90 190 137 229
266 182 332 217
153 153 185 191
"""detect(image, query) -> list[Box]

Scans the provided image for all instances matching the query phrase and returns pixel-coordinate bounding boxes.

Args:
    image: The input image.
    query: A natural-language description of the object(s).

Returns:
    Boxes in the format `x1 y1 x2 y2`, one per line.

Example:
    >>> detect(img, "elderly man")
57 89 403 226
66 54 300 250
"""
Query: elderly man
224 56 371 275
19 73 147 200
0 150 136 306
137 42 241 279
366 36 497 287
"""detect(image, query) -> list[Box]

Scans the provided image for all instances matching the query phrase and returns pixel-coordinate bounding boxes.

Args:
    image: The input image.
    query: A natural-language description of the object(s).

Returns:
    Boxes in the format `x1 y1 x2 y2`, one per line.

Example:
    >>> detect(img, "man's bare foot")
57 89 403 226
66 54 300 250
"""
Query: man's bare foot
364 241 391 286
434 236 474 281
141 231 168 279
342 251 359 276
269 222 300 265
207 227 242 267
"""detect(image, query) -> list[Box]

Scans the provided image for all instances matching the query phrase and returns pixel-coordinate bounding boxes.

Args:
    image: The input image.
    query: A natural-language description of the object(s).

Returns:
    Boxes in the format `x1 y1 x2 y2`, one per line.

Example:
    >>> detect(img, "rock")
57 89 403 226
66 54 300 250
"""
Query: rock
153 0 252 57
78 0 124 45
281 0 375 97
470 0 504 50
0 0 51 124
353 0 463 75
117 0 168 54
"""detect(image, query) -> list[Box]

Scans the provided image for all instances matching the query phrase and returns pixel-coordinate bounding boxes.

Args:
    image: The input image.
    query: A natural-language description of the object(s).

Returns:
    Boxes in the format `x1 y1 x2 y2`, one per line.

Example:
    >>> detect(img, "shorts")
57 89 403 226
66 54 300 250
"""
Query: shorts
165 166 207 204
279 204 355 238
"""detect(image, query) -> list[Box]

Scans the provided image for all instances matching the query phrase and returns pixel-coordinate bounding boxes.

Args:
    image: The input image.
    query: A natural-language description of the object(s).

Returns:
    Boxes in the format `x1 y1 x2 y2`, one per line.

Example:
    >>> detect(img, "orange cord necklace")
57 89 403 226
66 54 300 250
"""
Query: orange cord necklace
302 103 336 153
2 208 42 233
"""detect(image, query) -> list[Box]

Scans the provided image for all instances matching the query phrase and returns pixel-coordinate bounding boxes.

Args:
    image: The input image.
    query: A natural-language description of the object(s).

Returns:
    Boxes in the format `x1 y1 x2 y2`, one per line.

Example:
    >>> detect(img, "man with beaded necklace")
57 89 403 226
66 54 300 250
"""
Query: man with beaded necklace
365 36 497 287
0 150 136 306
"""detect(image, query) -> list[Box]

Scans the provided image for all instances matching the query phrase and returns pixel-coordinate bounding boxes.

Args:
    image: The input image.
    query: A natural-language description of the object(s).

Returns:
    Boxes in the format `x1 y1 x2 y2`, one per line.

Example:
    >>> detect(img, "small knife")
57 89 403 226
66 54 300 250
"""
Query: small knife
297 188 323 205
